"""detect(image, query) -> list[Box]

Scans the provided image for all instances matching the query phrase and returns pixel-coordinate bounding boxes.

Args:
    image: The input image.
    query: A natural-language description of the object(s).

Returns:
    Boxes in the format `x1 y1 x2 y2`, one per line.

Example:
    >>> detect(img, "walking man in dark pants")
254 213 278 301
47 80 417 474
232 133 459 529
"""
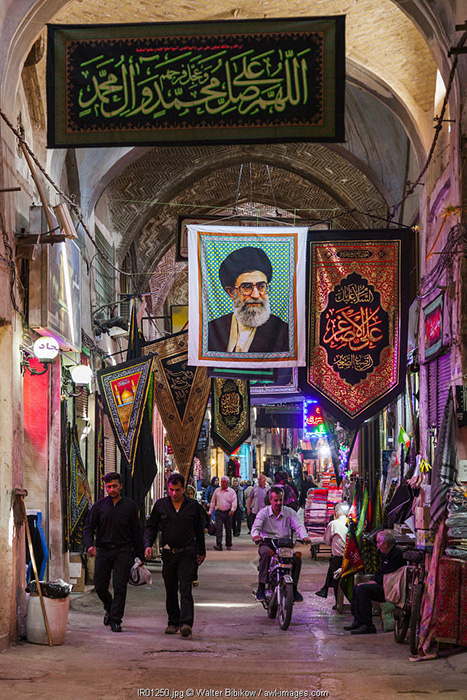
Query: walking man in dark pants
208 475 237 550
145 473 206 638
84 472 145 633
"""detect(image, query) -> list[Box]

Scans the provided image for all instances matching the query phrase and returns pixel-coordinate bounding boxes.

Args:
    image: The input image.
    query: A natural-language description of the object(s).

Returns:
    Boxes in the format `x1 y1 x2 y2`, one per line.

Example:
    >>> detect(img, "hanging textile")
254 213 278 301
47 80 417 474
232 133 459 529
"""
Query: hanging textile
211 377 251 454
122 299 158 510
97 355 155 468
431 390 458 530
95 394 105 501
340 481 369 601
188 225 307 368
299 230 410 428
142 331 210 480
69 425 92 550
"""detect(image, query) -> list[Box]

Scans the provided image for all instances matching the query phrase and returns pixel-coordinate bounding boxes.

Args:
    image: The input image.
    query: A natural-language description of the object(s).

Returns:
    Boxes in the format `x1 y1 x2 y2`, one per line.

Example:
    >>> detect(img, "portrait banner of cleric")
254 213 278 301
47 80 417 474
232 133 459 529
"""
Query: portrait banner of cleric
187 225 306 368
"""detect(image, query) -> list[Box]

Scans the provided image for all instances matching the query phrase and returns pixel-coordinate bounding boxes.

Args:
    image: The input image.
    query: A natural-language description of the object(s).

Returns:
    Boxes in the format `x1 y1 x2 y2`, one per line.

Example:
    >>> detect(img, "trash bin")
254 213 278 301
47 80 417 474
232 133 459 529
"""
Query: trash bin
26 594 70 645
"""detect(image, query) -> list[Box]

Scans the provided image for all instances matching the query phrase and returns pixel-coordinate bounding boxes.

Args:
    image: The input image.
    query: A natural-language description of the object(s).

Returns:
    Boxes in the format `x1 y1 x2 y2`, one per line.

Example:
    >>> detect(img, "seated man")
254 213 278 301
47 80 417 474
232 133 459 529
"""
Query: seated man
344 529 405 635
315 502 350 607
251 486 311 603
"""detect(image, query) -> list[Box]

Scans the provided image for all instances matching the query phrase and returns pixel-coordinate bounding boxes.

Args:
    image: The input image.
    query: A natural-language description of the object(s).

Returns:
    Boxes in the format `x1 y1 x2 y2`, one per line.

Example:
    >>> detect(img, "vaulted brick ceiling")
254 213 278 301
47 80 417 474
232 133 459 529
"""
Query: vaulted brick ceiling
48 1 437 283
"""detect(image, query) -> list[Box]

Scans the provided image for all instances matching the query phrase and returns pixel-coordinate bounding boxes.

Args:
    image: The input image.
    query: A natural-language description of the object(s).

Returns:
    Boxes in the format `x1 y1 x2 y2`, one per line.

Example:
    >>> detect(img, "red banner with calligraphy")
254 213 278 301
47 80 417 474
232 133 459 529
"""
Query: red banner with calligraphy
212 378 251 454
300 230 410 428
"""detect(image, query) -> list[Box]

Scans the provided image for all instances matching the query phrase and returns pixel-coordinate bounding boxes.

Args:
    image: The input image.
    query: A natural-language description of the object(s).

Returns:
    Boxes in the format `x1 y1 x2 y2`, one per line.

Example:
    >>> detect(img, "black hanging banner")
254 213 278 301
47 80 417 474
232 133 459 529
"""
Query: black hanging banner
211 378 251 454
47 17 345 148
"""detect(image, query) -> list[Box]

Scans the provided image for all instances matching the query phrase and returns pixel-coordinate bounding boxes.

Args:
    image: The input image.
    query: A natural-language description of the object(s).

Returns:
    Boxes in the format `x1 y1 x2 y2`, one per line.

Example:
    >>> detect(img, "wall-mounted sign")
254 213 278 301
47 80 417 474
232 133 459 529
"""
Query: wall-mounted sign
47 17 345 148
423 294 443 360
29 208 81 351
455 385 467 428
303 400 327 438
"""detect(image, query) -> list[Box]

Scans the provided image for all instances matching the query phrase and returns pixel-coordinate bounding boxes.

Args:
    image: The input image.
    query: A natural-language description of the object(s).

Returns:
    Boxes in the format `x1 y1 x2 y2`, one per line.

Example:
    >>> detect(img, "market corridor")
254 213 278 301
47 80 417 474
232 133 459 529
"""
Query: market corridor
0 535 465 700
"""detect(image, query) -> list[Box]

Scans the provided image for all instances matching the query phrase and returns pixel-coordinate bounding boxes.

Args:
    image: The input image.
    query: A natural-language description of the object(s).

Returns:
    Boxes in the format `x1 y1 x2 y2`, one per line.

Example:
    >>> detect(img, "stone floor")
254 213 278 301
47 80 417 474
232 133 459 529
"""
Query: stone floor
0 534 466 700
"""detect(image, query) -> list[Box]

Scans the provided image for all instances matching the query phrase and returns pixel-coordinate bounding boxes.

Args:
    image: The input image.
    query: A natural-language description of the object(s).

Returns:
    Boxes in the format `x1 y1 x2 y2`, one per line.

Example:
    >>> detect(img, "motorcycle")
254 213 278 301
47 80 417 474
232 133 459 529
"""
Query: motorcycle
255 537 301 630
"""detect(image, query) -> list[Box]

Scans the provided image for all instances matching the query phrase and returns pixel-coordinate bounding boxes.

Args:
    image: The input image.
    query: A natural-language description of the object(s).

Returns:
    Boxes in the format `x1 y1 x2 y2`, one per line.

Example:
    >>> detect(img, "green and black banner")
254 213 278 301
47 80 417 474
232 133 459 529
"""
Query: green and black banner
212 377 251 454
46 17 345 148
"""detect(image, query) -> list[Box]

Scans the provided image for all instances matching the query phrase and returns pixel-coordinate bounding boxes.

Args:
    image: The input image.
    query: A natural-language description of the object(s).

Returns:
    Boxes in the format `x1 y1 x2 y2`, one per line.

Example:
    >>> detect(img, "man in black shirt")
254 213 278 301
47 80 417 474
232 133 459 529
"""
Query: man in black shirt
344 529 405 635
145 473 206 638
84 472 145 633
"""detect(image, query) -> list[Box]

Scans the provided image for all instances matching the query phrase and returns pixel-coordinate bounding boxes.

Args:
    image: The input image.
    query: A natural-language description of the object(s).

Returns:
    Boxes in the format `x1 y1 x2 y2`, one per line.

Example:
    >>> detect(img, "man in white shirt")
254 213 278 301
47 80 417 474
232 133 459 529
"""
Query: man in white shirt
209 476 237 551
315 502 349 607
251 486 310 602
247 474 270 532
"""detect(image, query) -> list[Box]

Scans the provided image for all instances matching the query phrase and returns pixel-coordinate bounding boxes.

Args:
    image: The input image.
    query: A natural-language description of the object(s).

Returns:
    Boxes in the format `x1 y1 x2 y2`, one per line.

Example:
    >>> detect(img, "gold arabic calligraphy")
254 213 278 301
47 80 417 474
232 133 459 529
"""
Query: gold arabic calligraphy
76 47 312 121
220 391 241 416
323 305 384 352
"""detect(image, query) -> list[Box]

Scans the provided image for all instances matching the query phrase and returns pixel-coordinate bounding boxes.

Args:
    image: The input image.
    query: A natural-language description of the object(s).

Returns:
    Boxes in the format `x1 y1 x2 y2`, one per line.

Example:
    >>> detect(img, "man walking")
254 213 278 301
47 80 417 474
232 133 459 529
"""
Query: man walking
209 475 237 550
84 472 145 633
145 473 206 638
247 474 270 532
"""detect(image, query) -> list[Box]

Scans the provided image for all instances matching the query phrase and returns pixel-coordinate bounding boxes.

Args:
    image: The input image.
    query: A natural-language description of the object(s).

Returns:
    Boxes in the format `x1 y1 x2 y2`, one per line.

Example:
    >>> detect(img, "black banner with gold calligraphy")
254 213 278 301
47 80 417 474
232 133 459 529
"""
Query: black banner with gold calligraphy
299 230 410 428
142 331 211 480
212 378 251 454
46 17 345 148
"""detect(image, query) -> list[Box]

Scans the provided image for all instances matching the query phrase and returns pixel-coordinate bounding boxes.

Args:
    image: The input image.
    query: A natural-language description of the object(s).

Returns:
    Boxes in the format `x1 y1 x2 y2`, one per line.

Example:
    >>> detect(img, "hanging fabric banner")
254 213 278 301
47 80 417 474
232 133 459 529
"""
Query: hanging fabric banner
69 425 93 550
47 17 345 148
142 331 210 480
97 355 154 467
211 377 251 454
188 225 307 368
299 230 410 428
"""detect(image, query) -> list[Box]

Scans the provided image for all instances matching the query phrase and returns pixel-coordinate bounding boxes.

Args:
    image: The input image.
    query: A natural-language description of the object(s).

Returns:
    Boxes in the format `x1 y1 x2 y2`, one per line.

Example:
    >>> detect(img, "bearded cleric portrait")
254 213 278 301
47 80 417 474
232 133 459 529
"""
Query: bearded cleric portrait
187 225 306 369
208 246 287 353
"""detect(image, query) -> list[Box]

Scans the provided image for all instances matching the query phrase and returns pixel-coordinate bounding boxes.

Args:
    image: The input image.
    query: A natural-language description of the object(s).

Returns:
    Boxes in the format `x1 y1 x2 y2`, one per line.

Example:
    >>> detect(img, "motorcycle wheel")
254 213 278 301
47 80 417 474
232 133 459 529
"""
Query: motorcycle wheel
267 590 278 619
278 581 293 630
393 607 410 644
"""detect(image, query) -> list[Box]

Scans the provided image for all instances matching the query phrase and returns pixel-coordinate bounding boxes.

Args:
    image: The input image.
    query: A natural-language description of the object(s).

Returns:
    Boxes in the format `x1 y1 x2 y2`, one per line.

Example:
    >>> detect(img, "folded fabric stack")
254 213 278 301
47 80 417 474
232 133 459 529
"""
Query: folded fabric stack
304 488 329 536
445 486 467 559
327 486 342 521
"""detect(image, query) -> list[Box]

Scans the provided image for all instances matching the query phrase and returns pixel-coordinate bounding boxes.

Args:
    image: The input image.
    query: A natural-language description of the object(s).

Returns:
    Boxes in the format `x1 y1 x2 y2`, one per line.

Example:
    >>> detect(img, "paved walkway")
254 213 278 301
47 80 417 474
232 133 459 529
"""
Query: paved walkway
0 534 466 700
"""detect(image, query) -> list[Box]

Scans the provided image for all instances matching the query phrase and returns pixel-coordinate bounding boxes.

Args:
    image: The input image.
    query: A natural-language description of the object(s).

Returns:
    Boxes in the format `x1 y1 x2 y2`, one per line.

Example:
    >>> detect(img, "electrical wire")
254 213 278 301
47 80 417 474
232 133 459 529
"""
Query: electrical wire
387 28 467 226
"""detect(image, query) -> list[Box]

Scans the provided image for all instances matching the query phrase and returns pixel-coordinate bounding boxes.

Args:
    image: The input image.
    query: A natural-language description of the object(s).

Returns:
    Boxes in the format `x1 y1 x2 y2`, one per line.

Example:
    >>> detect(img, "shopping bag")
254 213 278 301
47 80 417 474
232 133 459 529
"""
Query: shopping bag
129 557 152 586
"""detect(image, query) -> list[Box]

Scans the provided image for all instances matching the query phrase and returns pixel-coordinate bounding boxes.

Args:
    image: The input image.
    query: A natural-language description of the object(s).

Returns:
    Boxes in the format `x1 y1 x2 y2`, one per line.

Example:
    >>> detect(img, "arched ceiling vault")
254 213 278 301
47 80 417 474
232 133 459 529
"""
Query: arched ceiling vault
3 0 452 288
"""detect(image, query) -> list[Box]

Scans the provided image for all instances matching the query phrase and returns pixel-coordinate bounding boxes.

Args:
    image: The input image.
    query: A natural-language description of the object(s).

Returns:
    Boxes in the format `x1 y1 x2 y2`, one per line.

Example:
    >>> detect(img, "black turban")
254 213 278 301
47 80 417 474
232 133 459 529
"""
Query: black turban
218 246 273 289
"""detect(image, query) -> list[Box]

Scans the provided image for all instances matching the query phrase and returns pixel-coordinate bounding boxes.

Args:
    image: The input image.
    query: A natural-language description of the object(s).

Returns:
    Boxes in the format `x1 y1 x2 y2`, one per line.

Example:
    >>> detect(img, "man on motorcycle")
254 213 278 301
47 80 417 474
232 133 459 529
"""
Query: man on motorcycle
251 486 311 602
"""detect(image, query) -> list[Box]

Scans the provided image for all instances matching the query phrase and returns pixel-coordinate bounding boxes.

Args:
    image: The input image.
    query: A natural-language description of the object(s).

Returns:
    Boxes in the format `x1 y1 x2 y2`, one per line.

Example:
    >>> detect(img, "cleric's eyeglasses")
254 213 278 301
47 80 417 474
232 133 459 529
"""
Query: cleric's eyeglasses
226 281 270 296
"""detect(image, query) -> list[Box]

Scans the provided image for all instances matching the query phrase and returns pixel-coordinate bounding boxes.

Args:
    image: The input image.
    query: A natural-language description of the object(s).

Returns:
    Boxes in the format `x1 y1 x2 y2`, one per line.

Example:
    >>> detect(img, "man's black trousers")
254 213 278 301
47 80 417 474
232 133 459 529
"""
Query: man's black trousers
94 546 133 624
233 508 243 536
324 555 343 602
161 548 197 627
351 582 386 627
215 509 232 547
